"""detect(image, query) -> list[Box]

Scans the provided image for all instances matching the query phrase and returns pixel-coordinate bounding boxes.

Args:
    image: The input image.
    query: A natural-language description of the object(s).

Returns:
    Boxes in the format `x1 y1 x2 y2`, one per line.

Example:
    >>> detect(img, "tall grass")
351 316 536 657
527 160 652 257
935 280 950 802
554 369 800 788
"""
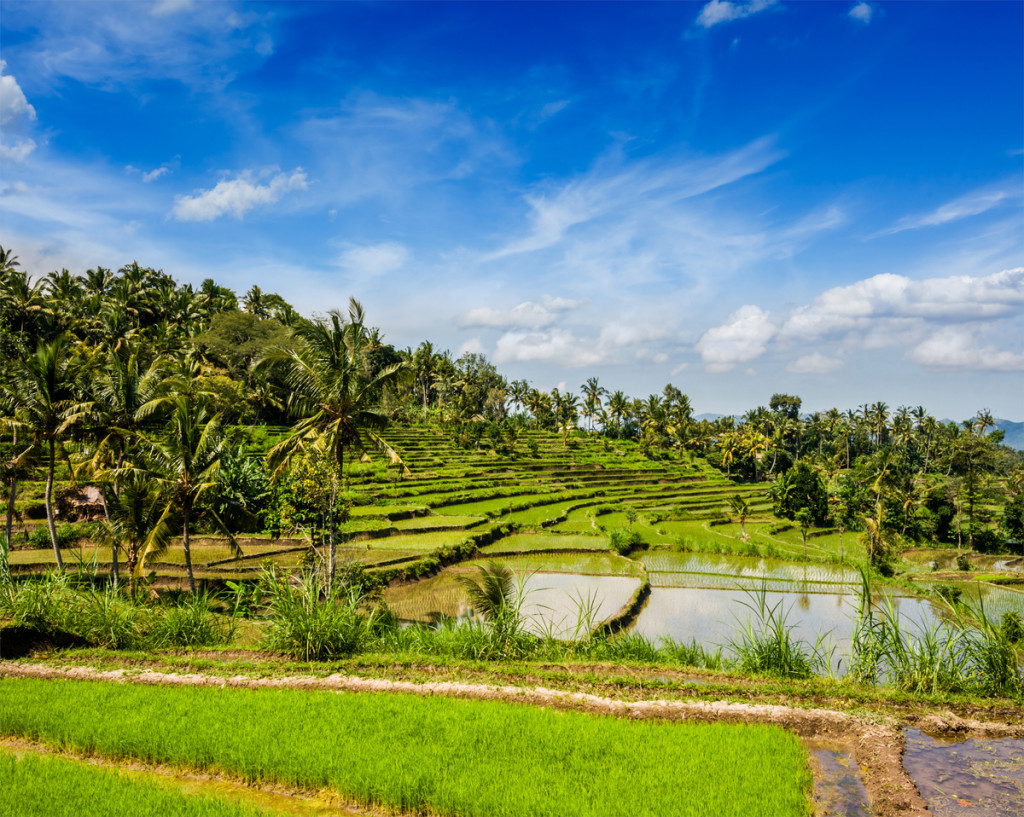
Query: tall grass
0 573 231 650
726 585 834 679
850 569 1023 696
1 677 813 817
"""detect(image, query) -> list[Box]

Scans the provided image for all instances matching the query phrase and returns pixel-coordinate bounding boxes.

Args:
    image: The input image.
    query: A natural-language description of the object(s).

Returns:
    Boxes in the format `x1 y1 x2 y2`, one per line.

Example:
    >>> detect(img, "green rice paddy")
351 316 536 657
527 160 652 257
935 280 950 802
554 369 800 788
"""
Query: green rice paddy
0 677 813 817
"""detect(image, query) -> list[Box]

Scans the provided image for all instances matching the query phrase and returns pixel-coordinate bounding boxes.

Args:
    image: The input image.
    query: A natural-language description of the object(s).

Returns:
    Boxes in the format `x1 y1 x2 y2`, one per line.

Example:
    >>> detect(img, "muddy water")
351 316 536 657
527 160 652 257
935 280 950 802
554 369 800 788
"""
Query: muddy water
803 740 872 817
629 585 942 669
902 728 1024 817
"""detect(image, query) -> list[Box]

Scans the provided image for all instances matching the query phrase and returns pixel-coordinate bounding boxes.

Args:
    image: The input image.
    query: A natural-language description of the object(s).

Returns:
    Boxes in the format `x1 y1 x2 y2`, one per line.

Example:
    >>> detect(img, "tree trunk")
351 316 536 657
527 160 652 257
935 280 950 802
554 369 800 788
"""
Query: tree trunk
100 488 118 588
5 466 16 548
182 500 196 594
127 547 138 602
45 440 64 572
328 474 339 593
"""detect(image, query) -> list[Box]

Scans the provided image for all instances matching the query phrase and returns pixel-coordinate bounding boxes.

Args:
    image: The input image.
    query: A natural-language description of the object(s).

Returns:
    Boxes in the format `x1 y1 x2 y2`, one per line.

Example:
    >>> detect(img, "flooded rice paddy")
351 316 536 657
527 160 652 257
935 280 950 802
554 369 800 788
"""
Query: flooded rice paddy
902 729 1024 817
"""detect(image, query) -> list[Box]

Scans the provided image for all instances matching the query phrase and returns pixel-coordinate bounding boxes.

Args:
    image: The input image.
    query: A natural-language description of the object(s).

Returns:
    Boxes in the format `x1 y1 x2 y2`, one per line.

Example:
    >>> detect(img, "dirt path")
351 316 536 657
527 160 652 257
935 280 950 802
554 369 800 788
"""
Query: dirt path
4 660 1022 817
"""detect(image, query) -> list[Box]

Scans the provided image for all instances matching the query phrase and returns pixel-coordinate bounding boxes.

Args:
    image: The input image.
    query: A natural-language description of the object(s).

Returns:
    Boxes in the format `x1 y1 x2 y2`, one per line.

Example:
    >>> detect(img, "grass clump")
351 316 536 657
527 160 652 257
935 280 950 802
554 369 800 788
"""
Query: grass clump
1 677 814 817
0 751 278 817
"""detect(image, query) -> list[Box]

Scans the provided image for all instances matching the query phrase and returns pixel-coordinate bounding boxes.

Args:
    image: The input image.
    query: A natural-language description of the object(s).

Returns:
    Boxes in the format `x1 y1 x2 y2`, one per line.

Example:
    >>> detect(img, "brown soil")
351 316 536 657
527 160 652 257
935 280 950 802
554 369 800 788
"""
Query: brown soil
9 661 1022 816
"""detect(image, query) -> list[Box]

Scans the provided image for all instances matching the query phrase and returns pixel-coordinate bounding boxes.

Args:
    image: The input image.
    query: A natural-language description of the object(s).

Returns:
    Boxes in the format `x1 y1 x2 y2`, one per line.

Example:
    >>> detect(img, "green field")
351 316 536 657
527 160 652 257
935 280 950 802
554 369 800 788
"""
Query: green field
0 751 280 817
0 677 813 817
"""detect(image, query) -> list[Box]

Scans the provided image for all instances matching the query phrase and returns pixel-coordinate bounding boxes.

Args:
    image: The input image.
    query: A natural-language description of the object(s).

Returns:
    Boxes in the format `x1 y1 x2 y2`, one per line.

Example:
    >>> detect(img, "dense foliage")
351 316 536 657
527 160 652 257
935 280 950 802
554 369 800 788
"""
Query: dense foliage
2 245 1021 598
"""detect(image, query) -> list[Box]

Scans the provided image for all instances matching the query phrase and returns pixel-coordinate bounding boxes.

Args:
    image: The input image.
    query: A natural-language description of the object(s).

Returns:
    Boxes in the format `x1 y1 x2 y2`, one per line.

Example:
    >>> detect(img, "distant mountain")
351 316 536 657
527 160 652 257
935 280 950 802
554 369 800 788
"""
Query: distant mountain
694 413 726 422
995 419 1024 451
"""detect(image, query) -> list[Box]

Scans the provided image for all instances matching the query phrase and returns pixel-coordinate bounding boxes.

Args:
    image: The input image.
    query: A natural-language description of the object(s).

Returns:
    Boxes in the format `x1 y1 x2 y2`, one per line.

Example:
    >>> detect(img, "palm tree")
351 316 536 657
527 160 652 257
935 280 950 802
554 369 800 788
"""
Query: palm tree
97 472 171 600
456 560 522 638
137 393 235 593
728 493 750 540
258 300 406 587
5 335 88 570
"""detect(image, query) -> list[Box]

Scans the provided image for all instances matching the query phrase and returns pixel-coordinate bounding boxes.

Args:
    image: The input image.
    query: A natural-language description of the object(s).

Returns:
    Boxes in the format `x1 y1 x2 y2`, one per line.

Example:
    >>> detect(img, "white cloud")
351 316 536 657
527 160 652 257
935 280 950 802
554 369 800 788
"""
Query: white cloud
0 139 37 162
337 242 409 279
151 0 195 14
172 168 308 221
695 305 776 372
779 268 1024 342
485 136 784 261
142 167 170 183
849 3 873 24
490 317 667 368
908 327 1024 372
787 352 843 374
494 328 606 367
697 0 777 29
458 337 487 357
875 184 1017 236
0 61 37 162
463 296 584 330
3 2 272 94
0 61 36 127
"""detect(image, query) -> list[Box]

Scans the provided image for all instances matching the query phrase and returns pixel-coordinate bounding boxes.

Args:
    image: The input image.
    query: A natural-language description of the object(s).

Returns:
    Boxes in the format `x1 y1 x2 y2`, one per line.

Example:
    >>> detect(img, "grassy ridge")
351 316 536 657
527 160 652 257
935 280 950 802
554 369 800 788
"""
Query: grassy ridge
0 750 278 817
1 678 812 817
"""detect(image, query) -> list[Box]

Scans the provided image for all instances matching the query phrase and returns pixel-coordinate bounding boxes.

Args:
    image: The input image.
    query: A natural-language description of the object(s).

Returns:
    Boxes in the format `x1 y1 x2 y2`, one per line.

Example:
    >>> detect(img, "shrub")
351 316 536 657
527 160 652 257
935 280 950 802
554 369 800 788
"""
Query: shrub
150 592 233 648
955 553 972 572
608 528 643 556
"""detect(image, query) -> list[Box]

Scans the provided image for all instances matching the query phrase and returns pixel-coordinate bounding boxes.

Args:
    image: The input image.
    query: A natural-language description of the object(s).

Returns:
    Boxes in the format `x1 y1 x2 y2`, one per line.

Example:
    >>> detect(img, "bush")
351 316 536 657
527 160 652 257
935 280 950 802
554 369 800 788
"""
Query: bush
955 553 972 572
1001 611 1024 644
150 592 233 648
260 569 377 660
608 528 643 556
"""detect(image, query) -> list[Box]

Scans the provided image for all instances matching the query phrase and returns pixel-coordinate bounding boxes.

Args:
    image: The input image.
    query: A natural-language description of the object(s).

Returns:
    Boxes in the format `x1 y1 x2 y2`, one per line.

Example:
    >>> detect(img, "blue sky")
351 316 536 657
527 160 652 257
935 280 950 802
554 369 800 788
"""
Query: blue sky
1 0 1022 419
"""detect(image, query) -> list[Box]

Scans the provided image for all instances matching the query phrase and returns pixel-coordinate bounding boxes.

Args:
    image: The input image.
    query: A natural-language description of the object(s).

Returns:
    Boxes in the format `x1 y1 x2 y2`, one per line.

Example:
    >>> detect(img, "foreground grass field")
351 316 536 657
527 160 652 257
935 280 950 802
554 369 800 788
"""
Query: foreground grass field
0 750 279 817
0 677 813 817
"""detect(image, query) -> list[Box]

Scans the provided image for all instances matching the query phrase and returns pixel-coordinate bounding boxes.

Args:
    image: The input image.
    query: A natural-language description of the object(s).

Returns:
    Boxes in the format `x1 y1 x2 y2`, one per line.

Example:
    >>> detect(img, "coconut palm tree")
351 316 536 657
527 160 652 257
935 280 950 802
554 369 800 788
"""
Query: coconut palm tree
258 300 406 587
728 493 750 540
97 472 172 600
5 334 89 570
136 393 235 593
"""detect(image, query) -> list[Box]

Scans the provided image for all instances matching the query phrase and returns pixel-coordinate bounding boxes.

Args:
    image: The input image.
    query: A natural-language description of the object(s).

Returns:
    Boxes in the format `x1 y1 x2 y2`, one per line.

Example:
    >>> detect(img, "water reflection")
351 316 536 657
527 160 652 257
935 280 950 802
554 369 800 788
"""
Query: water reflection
630 586 942 670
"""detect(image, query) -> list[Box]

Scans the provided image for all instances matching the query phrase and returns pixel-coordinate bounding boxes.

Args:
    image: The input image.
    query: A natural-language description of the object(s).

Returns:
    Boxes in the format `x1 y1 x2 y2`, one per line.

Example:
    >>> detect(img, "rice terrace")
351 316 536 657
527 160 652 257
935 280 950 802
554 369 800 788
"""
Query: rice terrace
2 2 1024 816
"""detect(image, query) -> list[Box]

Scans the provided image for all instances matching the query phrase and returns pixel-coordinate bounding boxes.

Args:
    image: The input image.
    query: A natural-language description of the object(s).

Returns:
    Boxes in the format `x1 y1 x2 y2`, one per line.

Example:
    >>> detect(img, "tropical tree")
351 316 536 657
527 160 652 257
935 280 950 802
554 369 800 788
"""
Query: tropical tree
97 472 171 599
4 334 88 569
728 493 750 540
259 300 407 587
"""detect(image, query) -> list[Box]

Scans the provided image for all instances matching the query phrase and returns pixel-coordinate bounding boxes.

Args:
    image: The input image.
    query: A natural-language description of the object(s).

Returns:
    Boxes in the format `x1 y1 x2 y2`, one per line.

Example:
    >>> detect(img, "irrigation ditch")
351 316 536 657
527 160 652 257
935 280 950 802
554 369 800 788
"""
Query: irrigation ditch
4 660 1022 817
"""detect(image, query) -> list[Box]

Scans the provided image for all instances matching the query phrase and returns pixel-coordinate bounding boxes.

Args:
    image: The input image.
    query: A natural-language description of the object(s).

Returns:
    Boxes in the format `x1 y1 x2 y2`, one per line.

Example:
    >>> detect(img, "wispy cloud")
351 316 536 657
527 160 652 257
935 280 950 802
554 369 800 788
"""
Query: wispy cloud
696 0 778 30
172 168 309 221
485 136 785 261
873 183 1018 237
337 241 409 280
3 0 273 93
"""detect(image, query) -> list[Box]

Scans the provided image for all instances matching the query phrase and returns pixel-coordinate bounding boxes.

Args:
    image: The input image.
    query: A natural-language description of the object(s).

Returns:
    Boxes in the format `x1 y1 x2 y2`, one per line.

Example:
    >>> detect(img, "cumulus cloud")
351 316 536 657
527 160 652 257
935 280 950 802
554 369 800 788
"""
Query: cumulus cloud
695 305 776 372
337 242 409 279
490 318 667 368
875 184 1017 236
697 0 777 29
172 168 308 221
908 327 1024 372
458 337 487 357
462 296 584 330
848 3 873 24
0 61 37 161
778 268 1024 342
787 352 844 375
